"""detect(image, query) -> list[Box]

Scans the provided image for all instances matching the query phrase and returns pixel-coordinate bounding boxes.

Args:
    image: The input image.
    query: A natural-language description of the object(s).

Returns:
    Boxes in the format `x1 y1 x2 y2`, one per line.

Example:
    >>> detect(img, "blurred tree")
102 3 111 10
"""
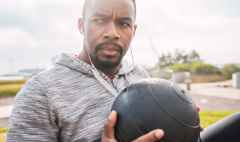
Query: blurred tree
221 64 240 79
188 50 201 63
158 49 201 68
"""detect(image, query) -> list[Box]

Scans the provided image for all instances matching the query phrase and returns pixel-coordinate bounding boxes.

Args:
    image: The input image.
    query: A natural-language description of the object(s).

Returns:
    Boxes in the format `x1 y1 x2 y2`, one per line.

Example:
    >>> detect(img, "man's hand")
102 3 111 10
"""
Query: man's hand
196 105 201 112
101 111 165 142
101 111 118 142
132 129 164 142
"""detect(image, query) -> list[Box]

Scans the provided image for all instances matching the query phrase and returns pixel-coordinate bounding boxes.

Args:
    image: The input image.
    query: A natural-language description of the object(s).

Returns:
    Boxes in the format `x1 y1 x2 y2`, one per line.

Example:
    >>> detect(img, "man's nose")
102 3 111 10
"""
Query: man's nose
103 22 120 40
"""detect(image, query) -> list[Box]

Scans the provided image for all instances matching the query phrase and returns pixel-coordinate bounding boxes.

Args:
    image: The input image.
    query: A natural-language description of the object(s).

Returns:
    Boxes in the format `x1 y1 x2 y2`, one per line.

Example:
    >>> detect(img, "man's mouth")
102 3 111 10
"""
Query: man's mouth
97 43 122 57
101 49 119 57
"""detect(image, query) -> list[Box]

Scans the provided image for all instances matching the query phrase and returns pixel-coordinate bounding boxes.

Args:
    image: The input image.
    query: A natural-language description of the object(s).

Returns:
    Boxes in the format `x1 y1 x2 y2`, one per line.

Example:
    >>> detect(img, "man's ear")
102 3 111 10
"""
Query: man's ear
78 18 84 34
133 24 137 36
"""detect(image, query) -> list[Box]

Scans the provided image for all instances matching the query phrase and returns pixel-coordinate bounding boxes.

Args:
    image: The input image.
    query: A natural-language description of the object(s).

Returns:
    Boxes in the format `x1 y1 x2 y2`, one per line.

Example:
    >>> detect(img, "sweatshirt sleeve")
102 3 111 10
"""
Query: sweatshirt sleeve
6 77 59 142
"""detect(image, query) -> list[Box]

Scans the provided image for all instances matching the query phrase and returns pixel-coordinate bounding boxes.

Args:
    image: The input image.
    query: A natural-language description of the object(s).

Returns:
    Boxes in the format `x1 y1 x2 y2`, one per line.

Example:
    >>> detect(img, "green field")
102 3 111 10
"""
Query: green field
0 128 7 142
0 111 238 142
0 80 26 97
199 111 237 128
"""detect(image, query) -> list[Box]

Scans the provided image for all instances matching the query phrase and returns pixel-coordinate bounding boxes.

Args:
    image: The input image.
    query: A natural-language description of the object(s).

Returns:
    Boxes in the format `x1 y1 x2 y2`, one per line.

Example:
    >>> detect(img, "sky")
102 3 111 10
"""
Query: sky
0 0 240 74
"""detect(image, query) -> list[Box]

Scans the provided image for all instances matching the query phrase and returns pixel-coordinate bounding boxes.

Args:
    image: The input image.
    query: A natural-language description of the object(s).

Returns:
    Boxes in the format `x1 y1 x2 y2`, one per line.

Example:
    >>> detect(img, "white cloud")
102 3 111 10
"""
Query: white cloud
0 28 37 48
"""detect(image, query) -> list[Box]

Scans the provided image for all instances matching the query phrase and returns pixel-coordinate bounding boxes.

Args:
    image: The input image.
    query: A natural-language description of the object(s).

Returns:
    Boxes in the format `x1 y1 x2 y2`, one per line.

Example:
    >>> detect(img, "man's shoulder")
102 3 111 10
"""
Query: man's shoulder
118 62 150 79
30 64 86 87
119 61 149 77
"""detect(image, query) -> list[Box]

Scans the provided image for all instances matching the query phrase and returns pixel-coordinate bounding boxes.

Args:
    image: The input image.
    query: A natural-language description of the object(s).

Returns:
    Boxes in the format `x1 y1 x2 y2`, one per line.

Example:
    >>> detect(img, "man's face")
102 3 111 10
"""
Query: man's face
79 0 136 69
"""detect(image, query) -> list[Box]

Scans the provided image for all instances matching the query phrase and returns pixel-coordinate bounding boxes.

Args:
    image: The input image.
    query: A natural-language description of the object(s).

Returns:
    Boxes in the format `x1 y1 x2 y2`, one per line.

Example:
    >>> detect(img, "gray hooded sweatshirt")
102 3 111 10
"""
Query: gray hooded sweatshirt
7 53 149 142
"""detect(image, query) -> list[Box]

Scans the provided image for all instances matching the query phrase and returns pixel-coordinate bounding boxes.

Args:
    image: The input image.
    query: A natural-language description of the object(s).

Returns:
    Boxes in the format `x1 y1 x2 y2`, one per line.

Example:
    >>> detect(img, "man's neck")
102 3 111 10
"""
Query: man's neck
97 65 121 80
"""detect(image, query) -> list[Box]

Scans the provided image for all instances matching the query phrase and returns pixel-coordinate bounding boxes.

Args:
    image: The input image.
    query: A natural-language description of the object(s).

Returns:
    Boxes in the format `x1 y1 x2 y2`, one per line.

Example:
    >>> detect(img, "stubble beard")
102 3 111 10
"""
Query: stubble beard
90 43 123 70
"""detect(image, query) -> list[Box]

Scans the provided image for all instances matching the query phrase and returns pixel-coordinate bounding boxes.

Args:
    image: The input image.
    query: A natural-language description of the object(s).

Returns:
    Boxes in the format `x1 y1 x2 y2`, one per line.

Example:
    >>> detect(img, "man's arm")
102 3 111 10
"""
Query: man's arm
7 77 58 142
101 111 164 142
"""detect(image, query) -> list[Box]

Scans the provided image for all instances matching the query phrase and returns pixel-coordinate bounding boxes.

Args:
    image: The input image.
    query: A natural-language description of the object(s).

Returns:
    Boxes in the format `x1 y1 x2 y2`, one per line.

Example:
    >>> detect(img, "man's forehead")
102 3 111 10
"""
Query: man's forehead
83 0 135 18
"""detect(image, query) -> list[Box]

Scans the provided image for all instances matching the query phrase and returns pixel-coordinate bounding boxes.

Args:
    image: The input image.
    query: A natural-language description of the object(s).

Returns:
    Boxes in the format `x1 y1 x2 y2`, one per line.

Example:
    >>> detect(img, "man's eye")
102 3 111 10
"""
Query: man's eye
94 19 105 24
120 22 131 27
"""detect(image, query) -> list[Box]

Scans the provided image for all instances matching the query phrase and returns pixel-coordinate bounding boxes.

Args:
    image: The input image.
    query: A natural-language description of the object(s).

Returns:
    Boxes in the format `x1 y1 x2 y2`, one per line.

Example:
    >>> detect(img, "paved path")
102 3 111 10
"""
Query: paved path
0 97 15 127
179 81 240 111
0 97 14 106
189 93 240 111
0 105 12 127
180 81 240 99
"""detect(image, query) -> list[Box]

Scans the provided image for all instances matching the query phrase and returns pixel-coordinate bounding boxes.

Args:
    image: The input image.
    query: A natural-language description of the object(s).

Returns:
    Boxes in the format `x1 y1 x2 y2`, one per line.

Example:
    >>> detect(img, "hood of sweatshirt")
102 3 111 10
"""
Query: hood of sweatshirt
53 53 135 76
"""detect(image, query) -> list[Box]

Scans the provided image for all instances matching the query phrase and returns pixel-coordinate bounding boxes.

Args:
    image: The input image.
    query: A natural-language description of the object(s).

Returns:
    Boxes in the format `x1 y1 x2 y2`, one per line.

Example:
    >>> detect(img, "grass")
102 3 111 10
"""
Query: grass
0 128 7 142
0 80 26 85
0 80 26 97
0 128 7 134
199 111 237 128
0 111 237 142
0 84 23 97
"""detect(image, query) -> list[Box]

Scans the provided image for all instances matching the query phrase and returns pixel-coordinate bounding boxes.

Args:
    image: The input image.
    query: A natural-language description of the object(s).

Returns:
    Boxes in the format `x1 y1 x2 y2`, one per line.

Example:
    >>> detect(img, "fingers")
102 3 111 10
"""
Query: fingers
102 112 164 142
196 104 201 112
103 111 117 139
132 129 164 142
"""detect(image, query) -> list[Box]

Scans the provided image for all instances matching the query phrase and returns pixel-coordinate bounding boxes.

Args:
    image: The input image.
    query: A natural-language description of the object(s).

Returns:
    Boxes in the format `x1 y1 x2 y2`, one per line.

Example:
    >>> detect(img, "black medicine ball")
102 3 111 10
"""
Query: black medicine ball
111 79 201 142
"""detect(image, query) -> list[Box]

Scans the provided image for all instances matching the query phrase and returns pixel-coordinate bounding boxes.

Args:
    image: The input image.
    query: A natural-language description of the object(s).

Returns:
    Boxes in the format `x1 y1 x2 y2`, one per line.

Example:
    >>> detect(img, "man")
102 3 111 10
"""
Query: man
7 0 164 141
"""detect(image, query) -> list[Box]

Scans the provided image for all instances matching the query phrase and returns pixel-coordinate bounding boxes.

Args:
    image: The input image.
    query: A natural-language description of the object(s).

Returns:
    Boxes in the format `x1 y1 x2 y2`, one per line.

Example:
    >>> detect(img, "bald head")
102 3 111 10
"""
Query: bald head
82 0 136 20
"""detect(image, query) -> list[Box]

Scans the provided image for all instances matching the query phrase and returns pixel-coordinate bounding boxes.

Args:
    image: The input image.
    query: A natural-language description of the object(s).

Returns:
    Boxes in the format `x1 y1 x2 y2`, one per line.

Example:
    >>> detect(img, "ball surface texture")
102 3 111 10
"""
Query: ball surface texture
112 79 201 142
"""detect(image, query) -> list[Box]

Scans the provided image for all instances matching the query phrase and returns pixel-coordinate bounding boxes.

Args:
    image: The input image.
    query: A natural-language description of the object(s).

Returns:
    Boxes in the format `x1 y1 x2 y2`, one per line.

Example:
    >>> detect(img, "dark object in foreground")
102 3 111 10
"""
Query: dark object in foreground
201 112 240 142
112 79 201 142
